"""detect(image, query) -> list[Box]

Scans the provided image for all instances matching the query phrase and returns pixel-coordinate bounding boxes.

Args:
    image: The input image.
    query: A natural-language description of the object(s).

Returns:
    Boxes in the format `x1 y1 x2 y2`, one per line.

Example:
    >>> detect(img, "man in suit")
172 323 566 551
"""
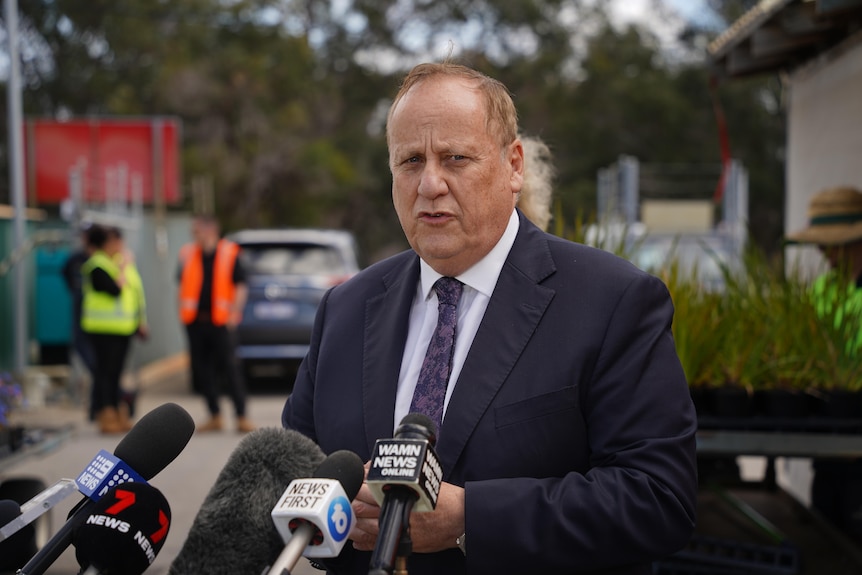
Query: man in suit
282 62 697 574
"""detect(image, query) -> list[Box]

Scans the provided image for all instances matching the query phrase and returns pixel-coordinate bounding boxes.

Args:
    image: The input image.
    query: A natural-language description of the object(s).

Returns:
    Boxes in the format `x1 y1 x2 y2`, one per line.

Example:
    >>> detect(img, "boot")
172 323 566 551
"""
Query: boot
98 407 125 435
117 401 134 432
197 414 224 433
236 416 256 433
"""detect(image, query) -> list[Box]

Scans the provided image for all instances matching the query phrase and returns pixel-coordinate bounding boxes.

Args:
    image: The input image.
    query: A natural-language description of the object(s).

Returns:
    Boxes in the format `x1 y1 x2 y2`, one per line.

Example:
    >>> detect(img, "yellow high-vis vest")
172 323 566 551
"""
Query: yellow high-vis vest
81 251 146 336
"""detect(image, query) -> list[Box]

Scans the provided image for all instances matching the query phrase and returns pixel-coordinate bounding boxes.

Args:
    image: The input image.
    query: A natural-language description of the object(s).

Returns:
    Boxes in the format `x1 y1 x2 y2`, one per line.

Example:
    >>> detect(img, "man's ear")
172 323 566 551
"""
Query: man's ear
508 139 525 196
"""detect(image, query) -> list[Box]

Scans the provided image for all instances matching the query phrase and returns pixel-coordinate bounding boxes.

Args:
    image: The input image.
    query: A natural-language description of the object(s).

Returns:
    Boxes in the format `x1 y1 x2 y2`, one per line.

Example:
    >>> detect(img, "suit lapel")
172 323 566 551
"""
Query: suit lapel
362 255 420 455
437 215 557 477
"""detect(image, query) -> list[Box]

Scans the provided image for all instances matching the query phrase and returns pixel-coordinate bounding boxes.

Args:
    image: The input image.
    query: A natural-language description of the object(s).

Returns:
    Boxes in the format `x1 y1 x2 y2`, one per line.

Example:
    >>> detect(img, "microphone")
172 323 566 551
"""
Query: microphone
18 402 194 575
366 413 444 575
0 499 21 527
72 482 171 575
269 449 365 575
167 427 327 575
0 499 36 572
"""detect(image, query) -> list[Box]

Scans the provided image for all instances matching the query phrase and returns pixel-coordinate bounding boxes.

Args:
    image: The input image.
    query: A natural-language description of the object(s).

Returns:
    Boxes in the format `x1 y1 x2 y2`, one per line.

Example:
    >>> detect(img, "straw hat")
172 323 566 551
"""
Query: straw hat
785 186 862 246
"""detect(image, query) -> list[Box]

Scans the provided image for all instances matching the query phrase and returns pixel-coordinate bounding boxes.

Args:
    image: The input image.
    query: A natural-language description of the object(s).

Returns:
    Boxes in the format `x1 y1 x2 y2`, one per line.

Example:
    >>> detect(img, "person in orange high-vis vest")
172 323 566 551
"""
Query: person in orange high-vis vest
178 215 255 433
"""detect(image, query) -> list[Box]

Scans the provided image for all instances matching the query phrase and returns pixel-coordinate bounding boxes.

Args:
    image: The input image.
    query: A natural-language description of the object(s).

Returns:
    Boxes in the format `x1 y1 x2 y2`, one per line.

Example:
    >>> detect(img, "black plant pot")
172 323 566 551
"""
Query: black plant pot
755 389 811 418
710 385 752 418
818 389 862 419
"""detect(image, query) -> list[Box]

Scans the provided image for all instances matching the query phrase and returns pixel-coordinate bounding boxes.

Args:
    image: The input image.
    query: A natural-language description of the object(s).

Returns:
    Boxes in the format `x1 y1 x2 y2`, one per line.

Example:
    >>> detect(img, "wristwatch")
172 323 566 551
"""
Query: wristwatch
456 532 466 555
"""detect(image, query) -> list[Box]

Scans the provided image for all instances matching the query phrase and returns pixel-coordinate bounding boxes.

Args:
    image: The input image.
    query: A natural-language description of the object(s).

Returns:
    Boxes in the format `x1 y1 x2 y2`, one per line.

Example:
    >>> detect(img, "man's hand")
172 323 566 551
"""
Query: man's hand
406 481 465 553
349 467 465 554
349 481 381 551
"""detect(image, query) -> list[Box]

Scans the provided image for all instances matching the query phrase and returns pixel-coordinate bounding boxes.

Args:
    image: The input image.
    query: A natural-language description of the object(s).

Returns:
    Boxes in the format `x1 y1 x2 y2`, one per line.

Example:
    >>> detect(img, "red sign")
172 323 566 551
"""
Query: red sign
24 118 181 205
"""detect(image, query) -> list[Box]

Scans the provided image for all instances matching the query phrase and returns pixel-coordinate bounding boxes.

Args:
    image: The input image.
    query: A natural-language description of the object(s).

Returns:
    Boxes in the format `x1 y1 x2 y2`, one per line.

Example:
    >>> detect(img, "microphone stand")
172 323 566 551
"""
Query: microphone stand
267 522 316 575
393 522 412 575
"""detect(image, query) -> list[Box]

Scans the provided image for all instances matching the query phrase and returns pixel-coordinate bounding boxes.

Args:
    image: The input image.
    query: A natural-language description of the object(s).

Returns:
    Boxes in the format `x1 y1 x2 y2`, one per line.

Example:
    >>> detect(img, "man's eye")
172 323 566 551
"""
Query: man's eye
450 155 466 161
405 156 421 164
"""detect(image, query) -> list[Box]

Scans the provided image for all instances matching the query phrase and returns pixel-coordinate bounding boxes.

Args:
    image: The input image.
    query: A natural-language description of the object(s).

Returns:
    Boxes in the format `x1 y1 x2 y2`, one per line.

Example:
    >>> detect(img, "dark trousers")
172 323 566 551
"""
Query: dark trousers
72 321 98 376
71 320 99 419
88 333 131 413
186 321 247 417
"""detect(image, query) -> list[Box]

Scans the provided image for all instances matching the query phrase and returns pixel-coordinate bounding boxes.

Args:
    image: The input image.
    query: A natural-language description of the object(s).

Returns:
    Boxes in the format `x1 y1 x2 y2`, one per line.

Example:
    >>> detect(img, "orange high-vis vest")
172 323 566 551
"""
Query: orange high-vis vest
178 239 241 326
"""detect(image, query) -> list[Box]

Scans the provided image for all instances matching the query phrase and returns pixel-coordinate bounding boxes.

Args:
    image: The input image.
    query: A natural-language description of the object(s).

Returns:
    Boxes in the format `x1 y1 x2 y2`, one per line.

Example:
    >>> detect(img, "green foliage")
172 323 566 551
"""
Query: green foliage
664 245 862 393
562 208 862 393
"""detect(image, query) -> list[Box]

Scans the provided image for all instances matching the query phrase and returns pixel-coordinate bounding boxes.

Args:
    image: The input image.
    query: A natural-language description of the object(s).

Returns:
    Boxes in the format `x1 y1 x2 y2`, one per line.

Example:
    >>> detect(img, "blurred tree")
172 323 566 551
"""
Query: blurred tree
0 0 786 259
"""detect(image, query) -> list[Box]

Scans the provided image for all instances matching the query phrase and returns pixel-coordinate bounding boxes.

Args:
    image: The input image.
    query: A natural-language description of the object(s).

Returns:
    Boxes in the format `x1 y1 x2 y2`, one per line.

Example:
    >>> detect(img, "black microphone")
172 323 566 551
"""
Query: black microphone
0 499 36 572
0 499 21 527
167 427 327 575
72 482 172 575
366 413 444 575
18 402 194 575
268 449 365 575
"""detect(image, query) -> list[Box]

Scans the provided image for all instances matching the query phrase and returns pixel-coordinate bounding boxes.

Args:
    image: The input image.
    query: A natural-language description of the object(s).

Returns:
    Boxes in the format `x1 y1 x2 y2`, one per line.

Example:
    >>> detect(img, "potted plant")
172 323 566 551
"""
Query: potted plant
805 269 862 418
748 260 820 418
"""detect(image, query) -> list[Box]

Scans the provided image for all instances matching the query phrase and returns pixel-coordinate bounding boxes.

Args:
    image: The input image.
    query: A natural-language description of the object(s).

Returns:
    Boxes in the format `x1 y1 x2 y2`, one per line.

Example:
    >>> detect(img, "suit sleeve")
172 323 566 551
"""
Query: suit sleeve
282 289 331 444
465 272 697 573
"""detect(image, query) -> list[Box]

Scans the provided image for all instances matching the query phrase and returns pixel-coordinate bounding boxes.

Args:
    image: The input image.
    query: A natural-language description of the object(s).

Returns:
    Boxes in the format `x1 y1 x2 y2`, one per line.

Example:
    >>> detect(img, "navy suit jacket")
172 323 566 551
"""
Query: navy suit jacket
283 211 698 574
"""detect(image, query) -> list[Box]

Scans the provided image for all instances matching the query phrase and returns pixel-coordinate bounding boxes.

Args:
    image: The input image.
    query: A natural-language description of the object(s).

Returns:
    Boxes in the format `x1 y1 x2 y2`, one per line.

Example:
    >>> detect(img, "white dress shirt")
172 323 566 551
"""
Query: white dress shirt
393 209 521 430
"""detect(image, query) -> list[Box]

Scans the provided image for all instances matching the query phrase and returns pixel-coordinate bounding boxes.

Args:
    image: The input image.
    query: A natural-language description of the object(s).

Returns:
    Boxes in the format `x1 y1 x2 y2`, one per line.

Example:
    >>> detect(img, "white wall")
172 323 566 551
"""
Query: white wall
785 32 862 279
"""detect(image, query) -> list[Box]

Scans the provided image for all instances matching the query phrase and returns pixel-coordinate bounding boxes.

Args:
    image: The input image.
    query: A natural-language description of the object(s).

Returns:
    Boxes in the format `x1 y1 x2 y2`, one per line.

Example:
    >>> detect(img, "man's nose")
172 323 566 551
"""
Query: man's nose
417 162 449 199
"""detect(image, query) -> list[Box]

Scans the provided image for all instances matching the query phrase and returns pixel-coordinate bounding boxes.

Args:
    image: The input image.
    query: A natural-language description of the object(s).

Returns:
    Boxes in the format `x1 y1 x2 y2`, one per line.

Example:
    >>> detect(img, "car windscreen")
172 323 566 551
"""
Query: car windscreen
631 237 732 288
239 243 347 276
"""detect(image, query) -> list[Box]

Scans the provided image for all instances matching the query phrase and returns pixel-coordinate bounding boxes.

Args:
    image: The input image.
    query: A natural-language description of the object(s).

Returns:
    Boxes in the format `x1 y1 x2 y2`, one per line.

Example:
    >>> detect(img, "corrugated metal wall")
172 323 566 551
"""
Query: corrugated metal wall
0 212 41 371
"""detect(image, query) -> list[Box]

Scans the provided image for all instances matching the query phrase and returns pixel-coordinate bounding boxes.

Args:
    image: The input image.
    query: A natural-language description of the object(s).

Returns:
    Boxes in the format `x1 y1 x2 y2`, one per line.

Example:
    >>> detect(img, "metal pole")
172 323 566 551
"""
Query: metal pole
6 0 28 373
619 155 639 226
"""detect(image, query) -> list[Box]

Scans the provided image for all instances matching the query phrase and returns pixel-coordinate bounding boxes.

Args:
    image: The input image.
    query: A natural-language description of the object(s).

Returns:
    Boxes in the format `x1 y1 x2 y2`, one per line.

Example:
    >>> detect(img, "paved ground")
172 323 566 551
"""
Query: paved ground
1 369 318 575
4 363 860 575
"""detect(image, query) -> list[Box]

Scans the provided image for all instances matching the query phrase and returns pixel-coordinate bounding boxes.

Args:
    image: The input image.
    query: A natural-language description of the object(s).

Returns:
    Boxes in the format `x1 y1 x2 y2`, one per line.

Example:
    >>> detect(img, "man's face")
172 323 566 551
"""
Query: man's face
388 76 524 277
103 235 123 257
821 240 862 271
192 219 216 247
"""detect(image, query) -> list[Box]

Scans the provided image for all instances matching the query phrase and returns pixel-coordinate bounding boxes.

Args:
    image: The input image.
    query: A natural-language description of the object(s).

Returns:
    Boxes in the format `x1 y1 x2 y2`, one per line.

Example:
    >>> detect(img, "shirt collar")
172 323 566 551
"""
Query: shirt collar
419 209 520 299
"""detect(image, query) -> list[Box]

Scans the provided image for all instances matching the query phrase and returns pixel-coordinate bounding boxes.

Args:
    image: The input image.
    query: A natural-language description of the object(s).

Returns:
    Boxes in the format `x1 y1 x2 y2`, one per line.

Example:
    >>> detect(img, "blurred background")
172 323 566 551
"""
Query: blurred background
3 0 862 571
0 0 792 374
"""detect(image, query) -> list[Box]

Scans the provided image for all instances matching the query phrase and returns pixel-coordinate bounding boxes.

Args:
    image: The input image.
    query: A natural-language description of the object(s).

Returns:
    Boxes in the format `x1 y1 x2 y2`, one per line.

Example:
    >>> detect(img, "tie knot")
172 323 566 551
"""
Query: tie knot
434 277 462 307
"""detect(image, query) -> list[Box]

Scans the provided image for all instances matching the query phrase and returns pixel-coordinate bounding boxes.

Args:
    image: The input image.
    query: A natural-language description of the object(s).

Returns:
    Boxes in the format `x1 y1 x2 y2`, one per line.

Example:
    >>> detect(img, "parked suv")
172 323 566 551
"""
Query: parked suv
228 228 360 385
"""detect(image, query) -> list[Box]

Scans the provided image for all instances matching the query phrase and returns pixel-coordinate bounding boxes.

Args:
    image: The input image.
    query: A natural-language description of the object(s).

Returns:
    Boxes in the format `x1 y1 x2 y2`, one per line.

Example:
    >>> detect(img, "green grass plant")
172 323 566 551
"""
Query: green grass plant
558 209 862 395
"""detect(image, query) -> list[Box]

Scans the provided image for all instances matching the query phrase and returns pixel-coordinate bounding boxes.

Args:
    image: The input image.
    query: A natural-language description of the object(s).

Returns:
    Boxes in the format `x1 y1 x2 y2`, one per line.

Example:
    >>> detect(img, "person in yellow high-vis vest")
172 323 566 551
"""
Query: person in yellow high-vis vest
786 186 862 543
177 215 254 433
81 225 148 434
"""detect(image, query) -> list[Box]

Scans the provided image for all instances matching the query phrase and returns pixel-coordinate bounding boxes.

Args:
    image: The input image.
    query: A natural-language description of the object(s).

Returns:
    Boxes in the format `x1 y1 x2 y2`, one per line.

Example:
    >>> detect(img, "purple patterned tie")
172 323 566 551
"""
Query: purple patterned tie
410 277 463 433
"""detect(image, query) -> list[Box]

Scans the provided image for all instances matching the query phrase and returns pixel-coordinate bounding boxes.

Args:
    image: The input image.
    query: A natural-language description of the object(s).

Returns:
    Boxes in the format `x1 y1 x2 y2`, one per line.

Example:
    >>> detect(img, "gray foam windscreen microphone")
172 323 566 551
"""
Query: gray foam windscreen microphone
167 427 326 575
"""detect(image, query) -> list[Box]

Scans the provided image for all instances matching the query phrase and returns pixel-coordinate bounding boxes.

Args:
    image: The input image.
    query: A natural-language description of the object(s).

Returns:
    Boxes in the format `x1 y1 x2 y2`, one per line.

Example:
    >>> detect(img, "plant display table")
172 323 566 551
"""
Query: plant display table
664 422 862 575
